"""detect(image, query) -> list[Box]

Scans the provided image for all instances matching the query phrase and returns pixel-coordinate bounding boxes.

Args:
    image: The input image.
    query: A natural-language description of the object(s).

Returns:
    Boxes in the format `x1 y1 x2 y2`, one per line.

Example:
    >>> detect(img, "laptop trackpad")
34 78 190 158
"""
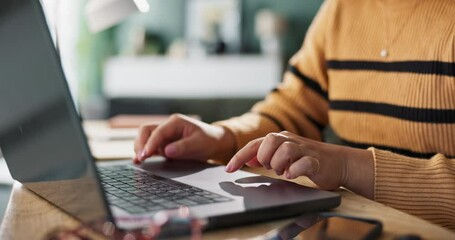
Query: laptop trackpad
139 159 332 209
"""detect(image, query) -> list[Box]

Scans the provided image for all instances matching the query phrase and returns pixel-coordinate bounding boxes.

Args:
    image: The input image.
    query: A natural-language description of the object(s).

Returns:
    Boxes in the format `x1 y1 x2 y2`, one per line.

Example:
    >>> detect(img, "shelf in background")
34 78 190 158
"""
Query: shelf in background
103 55 282 99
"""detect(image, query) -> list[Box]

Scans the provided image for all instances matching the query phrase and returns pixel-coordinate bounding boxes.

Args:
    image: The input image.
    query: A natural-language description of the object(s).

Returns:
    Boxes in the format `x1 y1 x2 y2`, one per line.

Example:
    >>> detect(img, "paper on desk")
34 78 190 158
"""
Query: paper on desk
0 158 14 185
83 121 137 160
88 140 136 160
83 120 138 141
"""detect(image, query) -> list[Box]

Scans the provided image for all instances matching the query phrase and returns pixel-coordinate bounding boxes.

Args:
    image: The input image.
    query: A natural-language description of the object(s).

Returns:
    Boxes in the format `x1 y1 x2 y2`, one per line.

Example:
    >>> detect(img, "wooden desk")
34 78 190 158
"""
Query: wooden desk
1 122 454 239
1 172 454 240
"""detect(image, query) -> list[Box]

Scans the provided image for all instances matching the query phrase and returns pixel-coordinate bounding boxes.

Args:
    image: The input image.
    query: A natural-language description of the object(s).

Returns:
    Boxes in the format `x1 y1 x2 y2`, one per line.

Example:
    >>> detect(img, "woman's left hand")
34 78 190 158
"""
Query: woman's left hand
225 131 374 198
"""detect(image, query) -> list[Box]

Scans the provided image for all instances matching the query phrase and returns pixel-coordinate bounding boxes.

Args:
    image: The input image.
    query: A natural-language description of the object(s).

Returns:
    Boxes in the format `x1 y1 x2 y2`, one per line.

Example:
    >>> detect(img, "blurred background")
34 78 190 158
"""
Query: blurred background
58 0 323 122
0 0 324 223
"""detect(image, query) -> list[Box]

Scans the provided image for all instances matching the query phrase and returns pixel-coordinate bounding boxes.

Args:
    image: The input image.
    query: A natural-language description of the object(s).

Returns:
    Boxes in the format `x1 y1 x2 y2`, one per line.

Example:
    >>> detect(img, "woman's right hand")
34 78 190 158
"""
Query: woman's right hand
133 114 236 163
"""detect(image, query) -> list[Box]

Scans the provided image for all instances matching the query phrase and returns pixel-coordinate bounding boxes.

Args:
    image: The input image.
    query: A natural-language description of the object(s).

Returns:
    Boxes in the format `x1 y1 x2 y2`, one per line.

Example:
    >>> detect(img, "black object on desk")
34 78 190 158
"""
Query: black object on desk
261 212 383 240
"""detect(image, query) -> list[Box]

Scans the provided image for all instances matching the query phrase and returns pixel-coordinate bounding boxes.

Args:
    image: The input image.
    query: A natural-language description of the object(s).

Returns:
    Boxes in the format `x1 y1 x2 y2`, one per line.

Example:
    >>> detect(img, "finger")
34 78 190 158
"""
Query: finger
134 125 157 153
285 156 320 179
257 133 290 169
270 141 302 176
225 138 263 173
163 133 204 159
141 117 184 161
133 125 157 163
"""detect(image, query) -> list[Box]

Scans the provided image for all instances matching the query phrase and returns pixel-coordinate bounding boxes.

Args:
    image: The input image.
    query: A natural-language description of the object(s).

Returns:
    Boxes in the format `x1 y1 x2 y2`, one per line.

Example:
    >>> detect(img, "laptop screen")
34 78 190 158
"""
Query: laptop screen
0 0 112 231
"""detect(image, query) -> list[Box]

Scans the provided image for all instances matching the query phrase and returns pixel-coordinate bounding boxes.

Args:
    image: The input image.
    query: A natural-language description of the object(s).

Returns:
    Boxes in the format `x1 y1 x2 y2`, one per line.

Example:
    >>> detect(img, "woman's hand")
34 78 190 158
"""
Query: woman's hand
133 114 236 163
225 131 374 198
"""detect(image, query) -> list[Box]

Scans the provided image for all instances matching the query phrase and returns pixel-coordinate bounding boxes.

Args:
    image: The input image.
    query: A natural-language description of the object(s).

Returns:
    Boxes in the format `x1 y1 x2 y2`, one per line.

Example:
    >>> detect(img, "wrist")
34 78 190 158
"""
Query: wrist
343 148 375 199
213 126 237 162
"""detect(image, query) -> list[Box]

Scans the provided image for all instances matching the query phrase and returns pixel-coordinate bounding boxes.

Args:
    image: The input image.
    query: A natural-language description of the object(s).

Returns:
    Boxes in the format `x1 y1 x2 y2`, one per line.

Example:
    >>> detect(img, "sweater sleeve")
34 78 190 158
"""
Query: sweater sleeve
215 0 337 150
369 148 455 229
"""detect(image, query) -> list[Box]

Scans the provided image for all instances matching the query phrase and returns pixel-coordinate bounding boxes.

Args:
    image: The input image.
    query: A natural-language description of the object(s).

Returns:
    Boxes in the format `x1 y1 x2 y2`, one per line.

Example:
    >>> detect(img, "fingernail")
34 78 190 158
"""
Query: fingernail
225 164 233 173
165 145 178 157
285 172 293 179
140 149 147 160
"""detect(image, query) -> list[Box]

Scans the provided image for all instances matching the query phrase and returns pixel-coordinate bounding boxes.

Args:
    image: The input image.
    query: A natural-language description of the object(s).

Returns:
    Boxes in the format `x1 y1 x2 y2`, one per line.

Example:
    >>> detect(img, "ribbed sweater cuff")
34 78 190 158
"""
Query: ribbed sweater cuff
368 147 455 228
369 147 428 201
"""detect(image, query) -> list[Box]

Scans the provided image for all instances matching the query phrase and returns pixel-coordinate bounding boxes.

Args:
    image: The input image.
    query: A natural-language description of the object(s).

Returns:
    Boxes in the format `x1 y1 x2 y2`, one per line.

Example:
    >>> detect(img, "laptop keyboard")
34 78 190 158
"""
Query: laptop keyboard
98 165 232 214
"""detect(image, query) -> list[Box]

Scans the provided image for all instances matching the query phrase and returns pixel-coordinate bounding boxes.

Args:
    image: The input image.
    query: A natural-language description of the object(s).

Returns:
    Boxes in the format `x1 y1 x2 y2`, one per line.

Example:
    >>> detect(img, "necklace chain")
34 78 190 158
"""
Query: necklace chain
379 1 421 58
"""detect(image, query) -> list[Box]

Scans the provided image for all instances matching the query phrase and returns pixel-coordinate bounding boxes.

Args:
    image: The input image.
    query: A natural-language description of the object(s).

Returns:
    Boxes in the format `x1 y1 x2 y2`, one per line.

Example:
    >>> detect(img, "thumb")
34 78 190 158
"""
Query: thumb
163 134 204 160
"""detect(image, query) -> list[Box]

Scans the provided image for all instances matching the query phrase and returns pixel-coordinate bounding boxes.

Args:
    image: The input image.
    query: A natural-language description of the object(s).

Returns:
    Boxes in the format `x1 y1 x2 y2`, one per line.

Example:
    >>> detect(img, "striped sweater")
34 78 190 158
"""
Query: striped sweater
217 0 455 230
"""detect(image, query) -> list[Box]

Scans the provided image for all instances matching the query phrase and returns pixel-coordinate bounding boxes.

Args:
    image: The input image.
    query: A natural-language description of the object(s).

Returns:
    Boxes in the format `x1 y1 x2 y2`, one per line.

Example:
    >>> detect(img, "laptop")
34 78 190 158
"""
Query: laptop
0 0 340 236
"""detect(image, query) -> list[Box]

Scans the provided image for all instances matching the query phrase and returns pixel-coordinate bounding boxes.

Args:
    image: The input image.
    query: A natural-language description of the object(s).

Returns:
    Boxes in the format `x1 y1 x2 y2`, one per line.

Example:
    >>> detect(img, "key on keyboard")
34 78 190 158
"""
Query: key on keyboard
98 165 231 214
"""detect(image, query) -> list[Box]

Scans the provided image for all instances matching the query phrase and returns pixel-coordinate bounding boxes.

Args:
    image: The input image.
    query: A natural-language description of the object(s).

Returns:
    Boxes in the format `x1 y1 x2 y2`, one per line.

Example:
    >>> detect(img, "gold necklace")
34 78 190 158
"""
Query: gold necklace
379 1 422 58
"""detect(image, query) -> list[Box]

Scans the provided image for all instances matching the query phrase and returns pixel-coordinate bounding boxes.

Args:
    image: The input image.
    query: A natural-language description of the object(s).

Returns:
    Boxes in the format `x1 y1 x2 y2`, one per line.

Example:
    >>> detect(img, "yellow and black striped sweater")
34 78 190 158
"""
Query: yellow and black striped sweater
218 0 455 230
